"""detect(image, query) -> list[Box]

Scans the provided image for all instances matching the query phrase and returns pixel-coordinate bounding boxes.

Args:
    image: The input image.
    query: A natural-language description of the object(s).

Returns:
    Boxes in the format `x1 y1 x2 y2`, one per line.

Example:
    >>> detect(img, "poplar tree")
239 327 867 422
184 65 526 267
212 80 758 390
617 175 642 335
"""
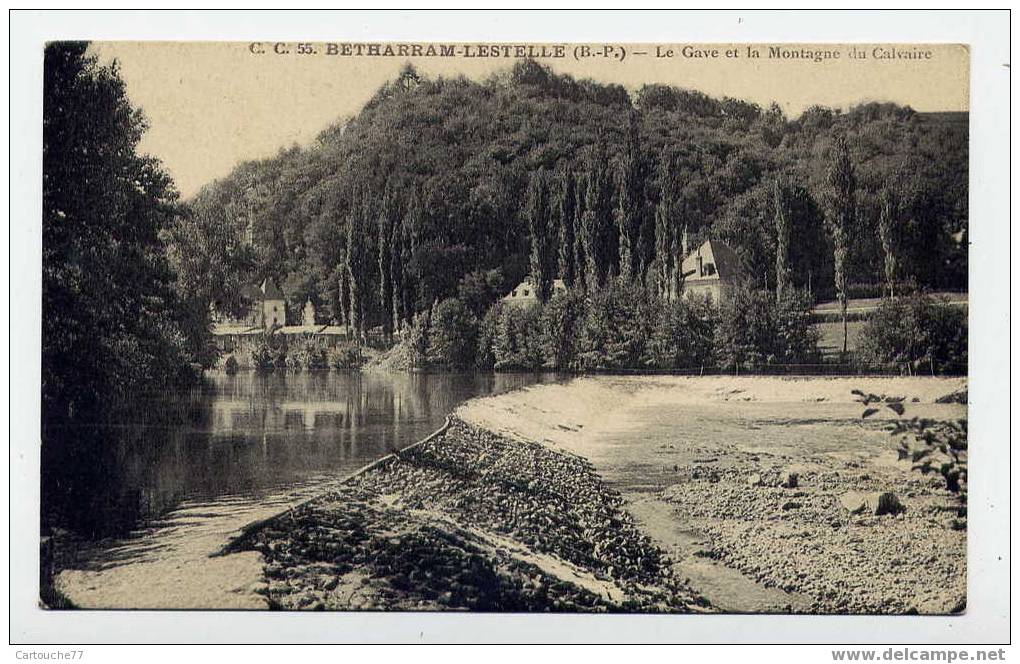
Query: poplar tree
615 112 646 283
878 186 899 298
581 201 599 292
345 195 370 342
773 176 792 300
655 152 683 300
400 188 423 323
344 212 361 341
377 185 395 340
654 187 674 300
581 143 614 291
526 168 556 303
825 135 856 357
337 250 350 327
390 214 404 332
572 171 588 293
557 167 577 288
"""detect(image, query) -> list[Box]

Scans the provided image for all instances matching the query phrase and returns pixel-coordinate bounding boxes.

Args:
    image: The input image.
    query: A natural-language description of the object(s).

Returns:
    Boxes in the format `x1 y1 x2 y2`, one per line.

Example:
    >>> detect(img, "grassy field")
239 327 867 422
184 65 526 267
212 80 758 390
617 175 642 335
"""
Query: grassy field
811 293 967 359
812 292 967 314
815 320 867 358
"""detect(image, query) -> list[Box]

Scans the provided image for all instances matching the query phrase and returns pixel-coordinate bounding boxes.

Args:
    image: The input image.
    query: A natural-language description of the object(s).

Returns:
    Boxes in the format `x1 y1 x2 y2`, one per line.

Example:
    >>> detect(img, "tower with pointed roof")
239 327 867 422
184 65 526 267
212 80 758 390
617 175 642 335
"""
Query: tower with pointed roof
259 279 286 330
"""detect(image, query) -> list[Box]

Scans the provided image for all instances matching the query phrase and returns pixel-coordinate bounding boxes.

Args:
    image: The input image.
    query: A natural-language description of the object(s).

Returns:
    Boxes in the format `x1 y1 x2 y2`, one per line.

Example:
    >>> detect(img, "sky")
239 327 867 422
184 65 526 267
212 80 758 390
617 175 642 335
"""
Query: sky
90 41 969 198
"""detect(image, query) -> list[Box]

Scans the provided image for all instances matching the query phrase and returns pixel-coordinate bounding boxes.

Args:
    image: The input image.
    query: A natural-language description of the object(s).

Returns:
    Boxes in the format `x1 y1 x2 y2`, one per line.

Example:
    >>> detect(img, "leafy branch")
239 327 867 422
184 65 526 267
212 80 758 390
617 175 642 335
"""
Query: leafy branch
854 389 967 505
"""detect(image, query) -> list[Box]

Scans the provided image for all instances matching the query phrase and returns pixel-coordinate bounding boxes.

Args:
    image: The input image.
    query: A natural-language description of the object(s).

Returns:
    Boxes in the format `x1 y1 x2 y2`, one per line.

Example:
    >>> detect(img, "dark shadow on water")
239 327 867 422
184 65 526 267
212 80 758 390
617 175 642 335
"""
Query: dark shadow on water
42 370 563 541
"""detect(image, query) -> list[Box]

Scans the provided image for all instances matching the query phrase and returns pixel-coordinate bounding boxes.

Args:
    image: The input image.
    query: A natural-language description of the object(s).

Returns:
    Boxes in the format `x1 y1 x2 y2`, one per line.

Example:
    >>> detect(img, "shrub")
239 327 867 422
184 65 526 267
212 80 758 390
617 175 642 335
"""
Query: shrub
306 342 329 370
272 343 289 369
642 295 716 371
489 304 543 371
223 354 239 374
576 281 652 371
715 285 777 370
394 310 431 370
284 344 304 370
475 303 503 370
715 284 818 370
289 338 329 371
773 289 821 364
248 338 276 371
858 294 967 374
427 297 479 369
857 391 967 510
457 268 505 319
328 341 364 371
539 289 586 370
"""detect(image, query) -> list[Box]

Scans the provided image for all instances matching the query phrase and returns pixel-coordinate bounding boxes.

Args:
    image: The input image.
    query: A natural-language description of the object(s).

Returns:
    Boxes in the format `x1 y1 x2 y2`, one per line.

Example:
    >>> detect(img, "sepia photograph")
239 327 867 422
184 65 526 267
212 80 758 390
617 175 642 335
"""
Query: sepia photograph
9 7 1011 650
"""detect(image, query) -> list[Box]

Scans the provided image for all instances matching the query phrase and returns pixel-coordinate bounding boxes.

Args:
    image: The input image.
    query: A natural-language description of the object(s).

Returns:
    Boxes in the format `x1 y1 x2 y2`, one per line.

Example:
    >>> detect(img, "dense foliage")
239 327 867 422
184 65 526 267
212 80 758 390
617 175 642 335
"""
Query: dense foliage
42 42 198 419
401 283 815 374
173 61 967 339
714 285 820 370
245 335 363 372
427 298 480 369
287 338 330 370
858 294 968 374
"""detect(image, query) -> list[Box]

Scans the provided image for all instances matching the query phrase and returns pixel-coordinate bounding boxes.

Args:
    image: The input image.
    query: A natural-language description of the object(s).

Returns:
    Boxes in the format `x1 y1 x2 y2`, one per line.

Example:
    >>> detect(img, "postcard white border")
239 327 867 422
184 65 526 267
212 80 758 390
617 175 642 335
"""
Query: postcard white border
8 8 1011 645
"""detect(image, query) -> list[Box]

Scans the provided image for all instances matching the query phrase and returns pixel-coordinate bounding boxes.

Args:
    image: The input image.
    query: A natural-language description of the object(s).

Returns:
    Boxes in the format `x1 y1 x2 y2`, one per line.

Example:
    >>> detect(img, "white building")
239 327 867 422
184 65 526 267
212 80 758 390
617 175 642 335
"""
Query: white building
503 276 567 308
680 239 742 304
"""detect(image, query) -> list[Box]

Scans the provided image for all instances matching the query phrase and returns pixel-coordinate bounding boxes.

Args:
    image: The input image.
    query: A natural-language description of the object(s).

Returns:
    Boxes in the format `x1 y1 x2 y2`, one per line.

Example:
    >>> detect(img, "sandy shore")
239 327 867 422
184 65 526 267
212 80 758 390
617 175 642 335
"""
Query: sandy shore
459 375 967 614
52 479 348 609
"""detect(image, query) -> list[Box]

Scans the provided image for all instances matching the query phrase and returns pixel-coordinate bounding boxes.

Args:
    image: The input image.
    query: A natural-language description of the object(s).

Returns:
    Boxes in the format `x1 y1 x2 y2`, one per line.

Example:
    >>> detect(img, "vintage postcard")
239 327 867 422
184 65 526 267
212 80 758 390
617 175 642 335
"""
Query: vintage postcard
38 37 971 615
14 10 1010 648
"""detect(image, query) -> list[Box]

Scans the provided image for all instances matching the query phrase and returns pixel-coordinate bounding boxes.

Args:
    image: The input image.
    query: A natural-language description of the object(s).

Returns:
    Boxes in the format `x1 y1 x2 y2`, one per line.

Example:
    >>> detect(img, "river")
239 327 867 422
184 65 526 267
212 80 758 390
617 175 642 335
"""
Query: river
44 370 561 541
47 370 560 608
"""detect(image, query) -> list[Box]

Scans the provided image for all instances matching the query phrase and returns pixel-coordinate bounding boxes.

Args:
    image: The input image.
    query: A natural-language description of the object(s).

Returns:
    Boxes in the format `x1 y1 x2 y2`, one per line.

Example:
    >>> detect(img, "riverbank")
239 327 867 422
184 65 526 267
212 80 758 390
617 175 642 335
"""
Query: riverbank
52 374 966 612
459 375 967 614
234 417 707 611
48 371 559 609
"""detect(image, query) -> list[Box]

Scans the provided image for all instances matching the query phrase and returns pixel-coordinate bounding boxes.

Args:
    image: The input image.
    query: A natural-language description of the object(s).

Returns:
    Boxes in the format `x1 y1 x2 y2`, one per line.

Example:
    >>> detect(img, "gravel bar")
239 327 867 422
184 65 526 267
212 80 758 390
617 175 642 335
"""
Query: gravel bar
662 460 966 614
237 417 709 612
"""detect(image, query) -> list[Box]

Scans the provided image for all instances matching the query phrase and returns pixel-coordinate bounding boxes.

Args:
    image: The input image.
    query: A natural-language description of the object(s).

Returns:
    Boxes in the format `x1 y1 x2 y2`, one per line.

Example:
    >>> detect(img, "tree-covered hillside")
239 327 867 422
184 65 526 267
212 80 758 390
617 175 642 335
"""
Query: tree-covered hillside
170 60 967 343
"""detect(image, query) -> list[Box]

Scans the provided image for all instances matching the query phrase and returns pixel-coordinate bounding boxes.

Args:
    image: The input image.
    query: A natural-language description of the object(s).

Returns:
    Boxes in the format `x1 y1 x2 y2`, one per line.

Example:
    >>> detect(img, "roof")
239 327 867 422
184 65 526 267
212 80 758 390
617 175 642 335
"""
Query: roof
260 279 284 300
681 239 742 282
707 240 742 280
240 285 263 301
504 278 567 300
240 281 285 302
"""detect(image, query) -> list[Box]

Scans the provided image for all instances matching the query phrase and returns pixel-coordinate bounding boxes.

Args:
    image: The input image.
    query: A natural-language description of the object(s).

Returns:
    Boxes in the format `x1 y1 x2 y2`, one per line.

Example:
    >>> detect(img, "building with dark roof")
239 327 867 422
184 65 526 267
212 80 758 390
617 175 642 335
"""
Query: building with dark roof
503 276 567 308
257 279 286 330
215 279 287 331
680 239 742 304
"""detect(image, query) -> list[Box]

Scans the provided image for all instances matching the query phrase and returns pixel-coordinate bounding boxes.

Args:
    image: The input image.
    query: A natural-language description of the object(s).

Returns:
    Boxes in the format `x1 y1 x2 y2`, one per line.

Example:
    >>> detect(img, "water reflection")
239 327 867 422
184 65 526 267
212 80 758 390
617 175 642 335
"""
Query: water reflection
42 371 559 540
